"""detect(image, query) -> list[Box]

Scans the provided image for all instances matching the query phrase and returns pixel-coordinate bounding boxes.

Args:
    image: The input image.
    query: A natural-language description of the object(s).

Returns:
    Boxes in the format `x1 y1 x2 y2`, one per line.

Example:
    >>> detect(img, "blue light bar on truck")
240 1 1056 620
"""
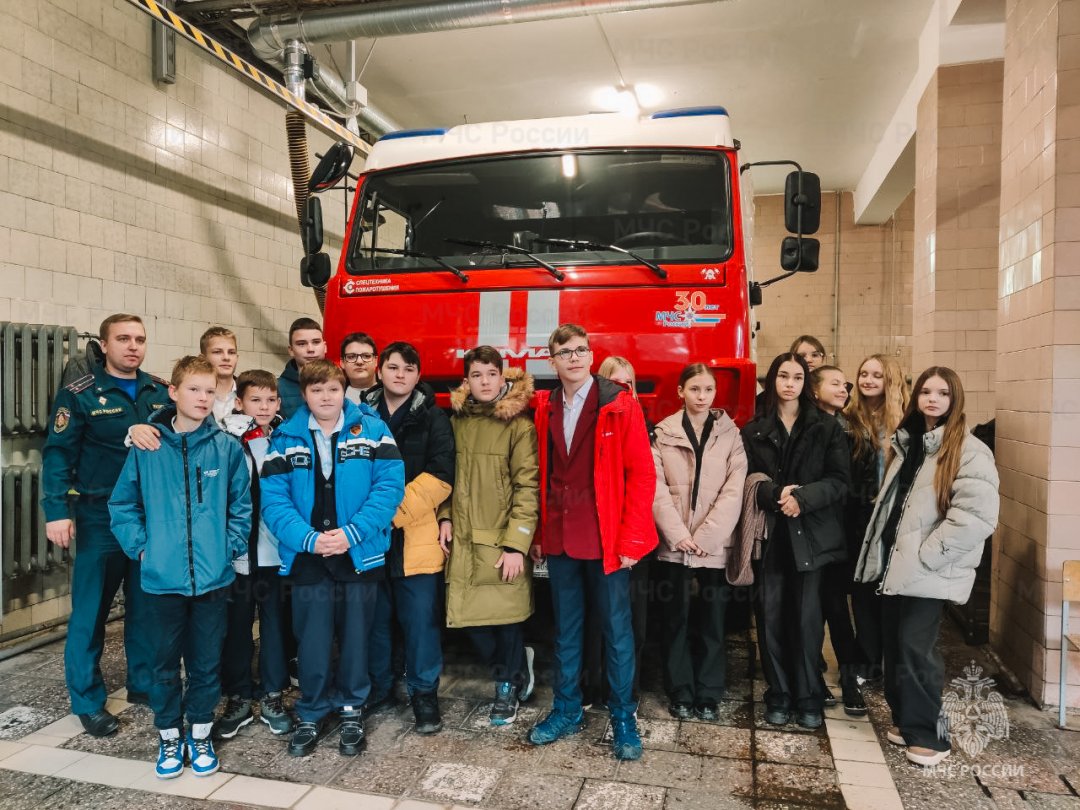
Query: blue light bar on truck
377 128 450 142
651 106 729 119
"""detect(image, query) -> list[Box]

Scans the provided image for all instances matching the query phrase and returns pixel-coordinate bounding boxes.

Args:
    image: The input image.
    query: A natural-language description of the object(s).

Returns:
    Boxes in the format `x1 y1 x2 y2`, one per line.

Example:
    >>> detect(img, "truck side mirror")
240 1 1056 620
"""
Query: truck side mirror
784 171 821 235
300 252 331 288
309 141 354 193
302 197 324 254
780 236 820 272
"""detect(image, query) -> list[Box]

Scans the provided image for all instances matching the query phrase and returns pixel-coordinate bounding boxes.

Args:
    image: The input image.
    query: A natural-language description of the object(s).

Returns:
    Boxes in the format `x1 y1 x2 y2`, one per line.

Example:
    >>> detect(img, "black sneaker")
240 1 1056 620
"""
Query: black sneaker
338 708 365 756
668 701 693 720
796 711 823 729
287 714 339 757
841 678 868 717
764 707 791 725
258 692 294 735
822 686 837 707
214 696 253 739
489 682 520 726
412 691 442 735
694 700 720 722
78 709 119 737
125 690 151 707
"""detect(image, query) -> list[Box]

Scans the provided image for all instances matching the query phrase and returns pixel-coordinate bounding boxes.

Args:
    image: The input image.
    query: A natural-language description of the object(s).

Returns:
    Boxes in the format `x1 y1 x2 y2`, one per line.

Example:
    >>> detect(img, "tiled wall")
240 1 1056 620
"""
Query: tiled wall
913 62 1003 426
751 191 914 383
994 0 1080 708
0 0 345 636
0 0 346 381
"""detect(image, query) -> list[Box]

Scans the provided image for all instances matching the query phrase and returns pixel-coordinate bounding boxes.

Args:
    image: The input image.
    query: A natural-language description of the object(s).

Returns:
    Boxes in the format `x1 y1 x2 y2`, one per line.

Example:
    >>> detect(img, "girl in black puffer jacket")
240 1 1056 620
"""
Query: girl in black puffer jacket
741 353 850 730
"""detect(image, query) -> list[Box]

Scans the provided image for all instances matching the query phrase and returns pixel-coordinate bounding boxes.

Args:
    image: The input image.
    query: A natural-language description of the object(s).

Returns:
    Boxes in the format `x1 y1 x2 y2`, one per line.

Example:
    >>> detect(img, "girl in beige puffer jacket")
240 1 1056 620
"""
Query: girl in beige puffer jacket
652 364 747 720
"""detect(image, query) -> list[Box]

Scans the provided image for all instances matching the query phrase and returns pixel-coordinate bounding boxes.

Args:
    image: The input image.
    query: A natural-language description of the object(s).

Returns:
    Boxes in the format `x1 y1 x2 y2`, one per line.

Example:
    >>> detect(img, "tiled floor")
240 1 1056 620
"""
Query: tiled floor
0 615 1074 808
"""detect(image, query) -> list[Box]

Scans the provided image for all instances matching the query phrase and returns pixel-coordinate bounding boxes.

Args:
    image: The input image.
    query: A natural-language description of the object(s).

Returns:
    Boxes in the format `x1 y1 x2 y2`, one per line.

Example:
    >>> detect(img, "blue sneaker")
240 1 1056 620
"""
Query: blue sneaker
155 729 184 779
611 712 643 761
527 708 584 745
186 728 219 776
489 682 519 726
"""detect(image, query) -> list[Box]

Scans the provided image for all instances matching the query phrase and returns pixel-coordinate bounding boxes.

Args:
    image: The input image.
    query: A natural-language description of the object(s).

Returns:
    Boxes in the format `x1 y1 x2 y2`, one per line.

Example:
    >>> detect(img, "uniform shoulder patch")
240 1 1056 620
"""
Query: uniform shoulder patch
64 373 94 393
150 374 169 387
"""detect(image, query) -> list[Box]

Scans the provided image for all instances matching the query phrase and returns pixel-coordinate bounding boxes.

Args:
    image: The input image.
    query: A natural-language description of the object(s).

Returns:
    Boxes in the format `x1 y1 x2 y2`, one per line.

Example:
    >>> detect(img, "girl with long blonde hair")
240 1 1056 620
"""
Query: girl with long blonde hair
842 355 909 683
854 367 999 768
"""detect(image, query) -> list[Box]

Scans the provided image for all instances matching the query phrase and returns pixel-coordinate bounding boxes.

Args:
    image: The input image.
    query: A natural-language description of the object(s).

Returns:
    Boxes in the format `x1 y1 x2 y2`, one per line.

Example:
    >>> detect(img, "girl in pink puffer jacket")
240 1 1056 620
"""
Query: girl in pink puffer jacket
651 363 747 721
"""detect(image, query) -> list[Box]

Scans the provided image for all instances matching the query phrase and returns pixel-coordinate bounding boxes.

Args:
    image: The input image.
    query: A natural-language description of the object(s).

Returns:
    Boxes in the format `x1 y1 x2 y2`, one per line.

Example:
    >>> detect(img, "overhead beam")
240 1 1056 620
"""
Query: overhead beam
119 0 369 153
852 0 1002 224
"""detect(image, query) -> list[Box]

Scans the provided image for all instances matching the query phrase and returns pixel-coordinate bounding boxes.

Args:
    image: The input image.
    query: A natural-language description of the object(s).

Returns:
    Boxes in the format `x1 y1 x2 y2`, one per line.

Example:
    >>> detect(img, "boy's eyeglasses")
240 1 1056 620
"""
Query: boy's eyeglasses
552 347 591 360
344 353 375 363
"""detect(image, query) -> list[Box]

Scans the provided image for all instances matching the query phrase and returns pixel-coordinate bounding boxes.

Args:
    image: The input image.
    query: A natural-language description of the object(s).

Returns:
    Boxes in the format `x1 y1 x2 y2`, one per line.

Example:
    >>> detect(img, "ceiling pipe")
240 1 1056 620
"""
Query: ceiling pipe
248 0 716 136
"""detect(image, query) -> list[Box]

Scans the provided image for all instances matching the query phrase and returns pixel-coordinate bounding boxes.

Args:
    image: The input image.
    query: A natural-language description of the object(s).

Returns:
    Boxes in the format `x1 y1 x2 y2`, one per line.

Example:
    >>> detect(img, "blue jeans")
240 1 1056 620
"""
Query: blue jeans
546 554 635 716
292 576 376 722
144 587 229 731
220 568 289 699
64 499 153 715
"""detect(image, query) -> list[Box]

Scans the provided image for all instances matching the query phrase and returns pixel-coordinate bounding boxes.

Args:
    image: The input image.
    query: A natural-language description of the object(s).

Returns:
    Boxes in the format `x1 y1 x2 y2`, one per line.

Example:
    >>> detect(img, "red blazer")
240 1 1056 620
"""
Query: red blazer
533 376 658 574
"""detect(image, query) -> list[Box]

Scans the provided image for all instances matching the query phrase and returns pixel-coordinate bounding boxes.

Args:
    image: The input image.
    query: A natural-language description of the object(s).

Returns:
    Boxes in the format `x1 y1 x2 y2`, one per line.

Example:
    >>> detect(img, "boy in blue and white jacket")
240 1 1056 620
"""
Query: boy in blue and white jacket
110 356 251 780
260 359 405 759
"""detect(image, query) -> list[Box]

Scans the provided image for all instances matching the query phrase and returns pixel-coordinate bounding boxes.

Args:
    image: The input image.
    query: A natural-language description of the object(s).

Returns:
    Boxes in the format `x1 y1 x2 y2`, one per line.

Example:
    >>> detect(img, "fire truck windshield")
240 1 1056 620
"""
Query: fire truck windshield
347 149 732 275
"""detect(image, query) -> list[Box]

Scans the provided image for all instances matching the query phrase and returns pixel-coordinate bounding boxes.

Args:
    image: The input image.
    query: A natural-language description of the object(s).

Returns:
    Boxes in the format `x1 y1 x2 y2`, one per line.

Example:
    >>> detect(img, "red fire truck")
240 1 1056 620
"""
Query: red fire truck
311 106 819 424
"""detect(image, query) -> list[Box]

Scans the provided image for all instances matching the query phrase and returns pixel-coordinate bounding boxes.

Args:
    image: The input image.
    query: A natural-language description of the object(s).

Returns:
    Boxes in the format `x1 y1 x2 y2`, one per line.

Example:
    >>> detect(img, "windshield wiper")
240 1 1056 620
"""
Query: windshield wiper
367 247 469 283
538 238 668 280
444 238 565 281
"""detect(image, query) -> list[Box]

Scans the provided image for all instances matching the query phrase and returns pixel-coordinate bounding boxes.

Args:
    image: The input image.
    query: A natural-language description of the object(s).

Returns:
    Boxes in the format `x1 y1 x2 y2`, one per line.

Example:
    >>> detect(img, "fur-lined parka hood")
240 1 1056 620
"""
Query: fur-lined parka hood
449 367 534 421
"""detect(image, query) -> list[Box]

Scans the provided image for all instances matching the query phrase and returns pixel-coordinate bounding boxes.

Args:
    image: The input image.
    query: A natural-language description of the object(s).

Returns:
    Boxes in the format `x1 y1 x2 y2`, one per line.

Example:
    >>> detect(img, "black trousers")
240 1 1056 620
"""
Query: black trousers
882 594 949 751
754 531 825 713
292 575 376 722
852 583 884 679
144 587 229 731
220 568 290 699
820 560 865 681
655 562 730 704
467 623 527 687
582 554 650 703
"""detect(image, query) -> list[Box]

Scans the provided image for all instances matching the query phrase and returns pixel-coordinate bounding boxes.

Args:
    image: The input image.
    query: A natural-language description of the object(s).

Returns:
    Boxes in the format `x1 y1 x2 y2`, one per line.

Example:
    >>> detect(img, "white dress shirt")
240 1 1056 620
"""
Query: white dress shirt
309 411 345 478
561 375 594 449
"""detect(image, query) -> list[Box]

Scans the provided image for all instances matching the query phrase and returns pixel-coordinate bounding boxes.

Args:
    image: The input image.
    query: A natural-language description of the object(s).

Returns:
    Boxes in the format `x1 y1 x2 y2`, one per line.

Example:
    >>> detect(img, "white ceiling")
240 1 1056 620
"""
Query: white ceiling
320 0 937 193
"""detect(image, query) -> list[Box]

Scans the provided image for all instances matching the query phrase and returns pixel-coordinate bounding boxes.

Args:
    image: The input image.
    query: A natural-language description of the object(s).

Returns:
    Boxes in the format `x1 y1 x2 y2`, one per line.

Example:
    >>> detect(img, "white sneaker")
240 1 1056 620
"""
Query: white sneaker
906 746 950 767
886 726 906 746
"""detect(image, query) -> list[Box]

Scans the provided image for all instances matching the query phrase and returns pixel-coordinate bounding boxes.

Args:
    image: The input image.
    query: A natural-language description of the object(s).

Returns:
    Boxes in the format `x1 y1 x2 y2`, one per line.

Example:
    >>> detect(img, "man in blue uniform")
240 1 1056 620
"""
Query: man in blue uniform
42 313 171 736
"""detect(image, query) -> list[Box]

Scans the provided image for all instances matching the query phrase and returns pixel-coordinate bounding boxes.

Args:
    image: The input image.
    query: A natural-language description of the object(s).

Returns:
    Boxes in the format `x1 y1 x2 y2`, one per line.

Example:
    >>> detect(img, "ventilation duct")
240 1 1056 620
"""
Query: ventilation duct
248 0 717 136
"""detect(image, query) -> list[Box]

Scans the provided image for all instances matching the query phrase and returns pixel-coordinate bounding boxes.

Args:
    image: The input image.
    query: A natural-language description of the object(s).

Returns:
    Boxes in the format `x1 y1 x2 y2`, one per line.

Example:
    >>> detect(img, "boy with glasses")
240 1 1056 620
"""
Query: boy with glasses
341 333 378 405
528 324 657 760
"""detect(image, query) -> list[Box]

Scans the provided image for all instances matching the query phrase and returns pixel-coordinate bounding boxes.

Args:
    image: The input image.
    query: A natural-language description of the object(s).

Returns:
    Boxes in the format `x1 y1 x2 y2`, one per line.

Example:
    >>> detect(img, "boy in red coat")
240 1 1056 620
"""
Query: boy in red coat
528 324 657 760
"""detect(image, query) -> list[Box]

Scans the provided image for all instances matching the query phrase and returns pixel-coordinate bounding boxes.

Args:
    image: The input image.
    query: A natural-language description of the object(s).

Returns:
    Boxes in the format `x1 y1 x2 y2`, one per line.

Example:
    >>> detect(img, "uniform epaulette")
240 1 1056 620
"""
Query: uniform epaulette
65 374 95 393
150 374 169 387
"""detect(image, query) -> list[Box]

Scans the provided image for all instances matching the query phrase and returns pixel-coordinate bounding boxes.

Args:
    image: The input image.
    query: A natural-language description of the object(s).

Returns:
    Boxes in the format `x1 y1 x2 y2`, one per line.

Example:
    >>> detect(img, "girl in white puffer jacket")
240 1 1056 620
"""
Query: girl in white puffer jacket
855 367 999 768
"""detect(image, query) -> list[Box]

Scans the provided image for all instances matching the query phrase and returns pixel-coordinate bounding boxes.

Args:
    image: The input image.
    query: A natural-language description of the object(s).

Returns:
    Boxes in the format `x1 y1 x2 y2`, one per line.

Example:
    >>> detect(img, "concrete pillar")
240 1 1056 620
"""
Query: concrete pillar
913 61 1003 424
993 0 1080 708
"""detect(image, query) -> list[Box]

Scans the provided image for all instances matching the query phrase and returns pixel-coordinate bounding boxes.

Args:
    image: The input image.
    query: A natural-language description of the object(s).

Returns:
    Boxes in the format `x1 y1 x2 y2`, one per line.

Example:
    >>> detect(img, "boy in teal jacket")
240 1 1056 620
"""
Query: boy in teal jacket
110 356 251 780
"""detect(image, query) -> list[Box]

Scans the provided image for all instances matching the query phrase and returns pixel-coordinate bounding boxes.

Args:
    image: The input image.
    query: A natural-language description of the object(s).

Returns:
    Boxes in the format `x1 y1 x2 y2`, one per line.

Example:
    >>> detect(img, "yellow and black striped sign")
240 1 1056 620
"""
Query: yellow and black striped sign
120 0 369 153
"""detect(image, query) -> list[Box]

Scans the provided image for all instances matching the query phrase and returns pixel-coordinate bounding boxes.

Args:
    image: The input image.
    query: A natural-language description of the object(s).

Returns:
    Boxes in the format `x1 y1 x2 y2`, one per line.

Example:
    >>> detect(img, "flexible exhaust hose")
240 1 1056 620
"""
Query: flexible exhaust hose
285 109 327 312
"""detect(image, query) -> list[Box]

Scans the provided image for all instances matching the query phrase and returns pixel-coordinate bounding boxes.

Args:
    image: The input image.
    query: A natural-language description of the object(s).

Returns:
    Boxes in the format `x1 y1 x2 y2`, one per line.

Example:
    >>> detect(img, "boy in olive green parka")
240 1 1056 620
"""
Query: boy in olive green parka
438 348 539 726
